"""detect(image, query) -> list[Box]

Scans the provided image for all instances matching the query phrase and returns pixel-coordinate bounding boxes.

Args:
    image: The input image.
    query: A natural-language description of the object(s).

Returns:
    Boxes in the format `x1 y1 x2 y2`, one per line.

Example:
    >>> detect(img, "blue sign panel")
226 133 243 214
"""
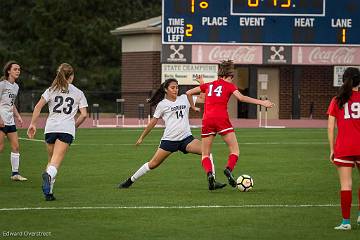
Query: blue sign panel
162 0 360 46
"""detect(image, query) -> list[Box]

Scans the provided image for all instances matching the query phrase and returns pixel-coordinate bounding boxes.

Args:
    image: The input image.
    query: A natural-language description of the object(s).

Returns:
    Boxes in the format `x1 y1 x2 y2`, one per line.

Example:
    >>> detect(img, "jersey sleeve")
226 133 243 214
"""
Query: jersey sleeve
153 102 163 118
200 83 208 93
79 91 88 108
0 82 4 101
327 97 338 117
41 88 50 103
229 83 238 93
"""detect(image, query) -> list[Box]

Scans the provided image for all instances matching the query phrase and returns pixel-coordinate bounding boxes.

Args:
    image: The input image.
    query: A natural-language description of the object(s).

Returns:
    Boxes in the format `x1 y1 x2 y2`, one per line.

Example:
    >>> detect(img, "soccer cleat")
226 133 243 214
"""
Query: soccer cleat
207 172 215 190
118 178 133 188
334 223 351 230
45 194 56 201
224 168 236 188
42 172 51 195
357 215 360 225
10 174 28 181
214 181 226 189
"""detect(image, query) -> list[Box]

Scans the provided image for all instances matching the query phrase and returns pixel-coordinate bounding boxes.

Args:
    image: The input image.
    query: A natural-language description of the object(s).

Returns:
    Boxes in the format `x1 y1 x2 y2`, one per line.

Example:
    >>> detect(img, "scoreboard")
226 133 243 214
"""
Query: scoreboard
162 0 360 46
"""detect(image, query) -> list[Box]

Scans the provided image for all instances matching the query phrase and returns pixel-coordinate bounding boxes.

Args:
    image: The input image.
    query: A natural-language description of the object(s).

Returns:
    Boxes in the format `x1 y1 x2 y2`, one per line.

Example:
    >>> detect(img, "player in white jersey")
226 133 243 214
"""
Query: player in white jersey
118 78 226 190
0 61 27 181
27 63 88 201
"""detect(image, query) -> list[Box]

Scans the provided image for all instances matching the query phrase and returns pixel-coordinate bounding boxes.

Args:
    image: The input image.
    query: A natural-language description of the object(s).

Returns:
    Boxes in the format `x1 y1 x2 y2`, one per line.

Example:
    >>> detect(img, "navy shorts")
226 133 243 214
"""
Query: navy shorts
0 125 17 134
159 135 195 154
45 133 74 145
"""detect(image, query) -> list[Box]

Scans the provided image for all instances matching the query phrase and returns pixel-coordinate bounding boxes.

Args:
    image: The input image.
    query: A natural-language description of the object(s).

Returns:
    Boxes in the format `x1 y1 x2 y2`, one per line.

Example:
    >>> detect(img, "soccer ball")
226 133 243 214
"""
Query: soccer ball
236 175 254 192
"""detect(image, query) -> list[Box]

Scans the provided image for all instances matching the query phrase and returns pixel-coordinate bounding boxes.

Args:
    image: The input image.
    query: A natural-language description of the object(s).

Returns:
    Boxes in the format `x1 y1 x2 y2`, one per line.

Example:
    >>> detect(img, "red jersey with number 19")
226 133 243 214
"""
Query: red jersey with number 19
327 91 360 158
200 78 238 120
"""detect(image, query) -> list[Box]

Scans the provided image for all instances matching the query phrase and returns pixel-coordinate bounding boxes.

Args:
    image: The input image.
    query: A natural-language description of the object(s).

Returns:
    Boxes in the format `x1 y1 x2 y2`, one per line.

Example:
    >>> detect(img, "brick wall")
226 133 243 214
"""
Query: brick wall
279 66 338 119
122 52 338 120
122 51 161 117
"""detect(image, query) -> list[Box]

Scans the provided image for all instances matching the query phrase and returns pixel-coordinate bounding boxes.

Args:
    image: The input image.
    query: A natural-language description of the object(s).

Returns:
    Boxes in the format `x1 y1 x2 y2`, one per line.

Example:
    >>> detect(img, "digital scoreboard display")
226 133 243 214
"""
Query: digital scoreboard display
162 0 360 45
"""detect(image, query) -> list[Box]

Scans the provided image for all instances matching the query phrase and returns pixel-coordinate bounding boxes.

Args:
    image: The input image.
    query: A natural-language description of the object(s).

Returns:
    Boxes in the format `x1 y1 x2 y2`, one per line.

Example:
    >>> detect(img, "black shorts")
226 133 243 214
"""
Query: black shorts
45 133 74 145
159 135 195 154
0 125 17 134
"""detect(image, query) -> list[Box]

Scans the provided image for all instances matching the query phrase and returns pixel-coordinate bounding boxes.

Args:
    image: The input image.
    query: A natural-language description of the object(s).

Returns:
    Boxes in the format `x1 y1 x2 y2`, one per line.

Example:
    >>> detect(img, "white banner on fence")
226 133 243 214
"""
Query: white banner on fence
161 64 218 85
333 66 360 87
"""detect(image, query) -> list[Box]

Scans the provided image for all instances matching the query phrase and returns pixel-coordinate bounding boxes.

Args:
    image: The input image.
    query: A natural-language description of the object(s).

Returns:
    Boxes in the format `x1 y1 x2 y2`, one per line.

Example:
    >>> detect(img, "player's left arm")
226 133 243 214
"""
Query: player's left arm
75 107 88 128
186 87 201 112
13 105 23 127
233 90 274 108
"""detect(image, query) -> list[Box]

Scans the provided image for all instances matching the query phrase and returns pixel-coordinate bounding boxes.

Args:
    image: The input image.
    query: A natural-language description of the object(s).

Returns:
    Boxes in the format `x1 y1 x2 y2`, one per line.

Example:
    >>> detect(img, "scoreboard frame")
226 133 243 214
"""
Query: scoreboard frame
162 0 360 46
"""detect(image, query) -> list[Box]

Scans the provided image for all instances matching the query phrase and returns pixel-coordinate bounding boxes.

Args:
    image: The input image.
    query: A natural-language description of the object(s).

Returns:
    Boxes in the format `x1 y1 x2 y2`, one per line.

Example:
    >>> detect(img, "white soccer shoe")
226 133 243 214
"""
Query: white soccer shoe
357 215 360 225
10 174 28 181
334 223 351 230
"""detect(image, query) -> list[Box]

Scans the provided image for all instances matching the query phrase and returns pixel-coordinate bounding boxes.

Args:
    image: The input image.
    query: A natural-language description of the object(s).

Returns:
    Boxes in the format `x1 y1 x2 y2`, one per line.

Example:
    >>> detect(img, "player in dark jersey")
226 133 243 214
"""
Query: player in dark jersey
186 60 273 190
327 67 360 230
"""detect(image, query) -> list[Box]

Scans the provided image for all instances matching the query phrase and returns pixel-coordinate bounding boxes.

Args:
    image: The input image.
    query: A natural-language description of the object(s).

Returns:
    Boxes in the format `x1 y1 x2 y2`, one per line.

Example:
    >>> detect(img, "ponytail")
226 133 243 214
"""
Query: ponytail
148 78 178 106
50 63 74 92
336 67 360 109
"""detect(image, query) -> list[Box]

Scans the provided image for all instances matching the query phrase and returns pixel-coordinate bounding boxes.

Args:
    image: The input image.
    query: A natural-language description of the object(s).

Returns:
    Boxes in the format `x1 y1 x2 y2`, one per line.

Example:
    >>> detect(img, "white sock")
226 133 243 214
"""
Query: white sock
131 162 150 182
46 165 58 194
10 152 20 173
46 165 58 179
50 178 56 194
209 153 215 177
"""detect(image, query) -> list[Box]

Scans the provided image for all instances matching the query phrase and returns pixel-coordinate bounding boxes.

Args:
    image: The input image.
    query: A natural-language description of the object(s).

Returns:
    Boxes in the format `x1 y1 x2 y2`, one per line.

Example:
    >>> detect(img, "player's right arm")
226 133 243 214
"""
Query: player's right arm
327 115 336 162
27 97 47 139
136 117 159 146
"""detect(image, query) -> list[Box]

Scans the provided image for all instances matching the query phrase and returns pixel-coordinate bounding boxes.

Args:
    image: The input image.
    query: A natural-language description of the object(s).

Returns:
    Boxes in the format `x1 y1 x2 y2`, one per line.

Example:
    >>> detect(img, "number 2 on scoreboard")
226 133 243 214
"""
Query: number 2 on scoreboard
185 24 193 37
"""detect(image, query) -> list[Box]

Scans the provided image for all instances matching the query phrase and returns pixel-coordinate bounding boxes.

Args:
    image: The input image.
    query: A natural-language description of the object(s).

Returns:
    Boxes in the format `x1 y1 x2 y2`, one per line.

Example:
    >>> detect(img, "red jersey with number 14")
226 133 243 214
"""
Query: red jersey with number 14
327 91 360 158
200 78 238 120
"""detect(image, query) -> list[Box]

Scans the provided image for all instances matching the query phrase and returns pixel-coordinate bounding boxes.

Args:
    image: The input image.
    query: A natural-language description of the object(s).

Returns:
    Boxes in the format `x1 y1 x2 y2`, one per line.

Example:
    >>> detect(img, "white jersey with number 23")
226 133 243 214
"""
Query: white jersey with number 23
42 84 88 137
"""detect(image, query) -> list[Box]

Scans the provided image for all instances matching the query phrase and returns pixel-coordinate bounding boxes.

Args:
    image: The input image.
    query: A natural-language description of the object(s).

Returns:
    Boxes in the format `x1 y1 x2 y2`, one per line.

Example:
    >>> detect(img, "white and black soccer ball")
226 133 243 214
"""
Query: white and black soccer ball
236 174 254 192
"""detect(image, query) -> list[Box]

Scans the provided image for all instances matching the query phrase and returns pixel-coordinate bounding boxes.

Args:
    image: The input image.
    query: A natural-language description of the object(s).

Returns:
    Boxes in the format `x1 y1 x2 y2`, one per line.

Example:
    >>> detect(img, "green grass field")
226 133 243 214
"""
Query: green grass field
0 128 359 239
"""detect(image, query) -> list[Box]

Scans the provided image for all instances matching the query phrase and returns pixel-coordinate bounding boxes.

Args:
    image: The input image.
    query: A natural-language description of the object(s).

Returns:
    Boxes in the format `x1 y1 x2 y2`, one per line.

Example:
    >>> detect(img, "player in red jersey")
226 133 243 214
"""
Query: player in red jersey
327 67 360 230
186 60 274 190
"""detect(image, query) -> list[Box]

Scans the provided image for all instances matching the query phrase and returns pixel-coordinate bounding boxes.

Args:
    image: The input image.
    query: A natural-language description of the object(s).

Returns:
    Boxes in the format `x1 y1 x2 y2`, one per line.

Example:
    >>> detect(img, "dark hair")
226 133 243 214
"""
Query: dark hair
50 63 74 92
218 60 234 77
148 78 178 106
1 60 20 81
336 67 360 109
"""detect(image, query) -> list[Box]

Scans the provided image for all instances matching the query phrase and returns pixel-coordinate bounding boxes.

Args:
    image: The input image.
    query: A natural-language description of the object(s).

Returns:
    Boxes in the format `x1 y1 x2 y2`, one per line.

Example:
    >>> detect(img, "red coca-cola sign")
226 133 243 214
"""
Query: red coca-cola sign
192 45 263 64
292 46 360 65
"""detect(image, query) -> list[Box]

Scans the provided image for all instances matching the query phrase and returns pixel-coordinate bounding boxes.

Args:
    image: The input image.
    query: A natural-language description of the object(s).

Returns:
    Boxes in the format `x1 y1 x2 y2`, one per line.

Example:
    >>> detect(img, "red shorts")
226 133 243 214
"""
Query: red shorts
201 118 234 138
333 156 360 167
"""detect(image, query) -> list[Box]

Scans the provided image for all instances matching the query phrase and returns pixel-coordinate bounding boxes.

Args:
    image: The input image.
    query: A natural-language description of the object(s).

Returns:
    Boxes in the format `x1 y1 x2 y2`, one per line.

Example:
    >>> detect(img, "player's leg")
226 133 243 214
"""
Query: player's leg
221 132 239 187
0 130 5 153
44 143 55 199
200 135 217 190
119 148 172 188
7 130 27 181
356 162 360 225
185 138 226 189
42 138 70 201
334 165 353 230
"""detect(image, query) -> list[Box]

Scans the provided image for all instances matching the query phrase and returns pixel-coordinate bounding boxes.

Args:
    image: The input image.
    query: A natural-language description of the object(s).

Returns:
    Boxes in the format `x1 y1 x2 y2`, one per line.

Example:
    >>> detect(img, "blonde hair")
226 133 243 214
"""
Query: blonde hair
1 60 19 81
218 60 234 77
50 63 74 92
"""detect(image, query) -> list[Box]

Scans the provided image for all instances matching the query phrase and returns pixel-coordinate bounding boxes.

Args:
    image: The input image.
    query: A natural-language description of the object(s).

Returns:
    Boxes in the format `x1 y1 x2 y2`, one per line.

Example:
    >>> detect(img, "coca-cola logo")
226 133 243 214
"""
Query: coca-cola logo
208 46 258 63
309 47 356 64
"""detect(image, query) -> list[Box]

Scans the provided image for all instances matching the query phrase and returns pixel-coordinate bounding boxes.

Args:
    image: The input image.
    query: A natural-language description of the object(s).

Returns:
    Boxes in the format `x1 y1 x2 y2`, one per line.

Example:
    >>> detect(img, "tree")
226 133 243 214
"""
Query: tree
0 0 161 91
